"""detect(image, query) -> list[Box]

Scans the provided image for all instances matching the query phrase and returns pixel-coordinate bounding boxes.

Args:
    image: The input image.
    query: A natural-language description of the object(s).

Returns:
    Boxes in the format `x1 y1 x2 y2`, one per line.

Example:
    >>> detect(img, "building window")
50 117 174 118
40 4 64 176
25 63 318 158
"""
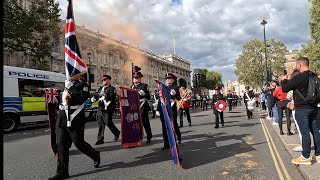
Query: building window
4 54 11 65
52 42 60 54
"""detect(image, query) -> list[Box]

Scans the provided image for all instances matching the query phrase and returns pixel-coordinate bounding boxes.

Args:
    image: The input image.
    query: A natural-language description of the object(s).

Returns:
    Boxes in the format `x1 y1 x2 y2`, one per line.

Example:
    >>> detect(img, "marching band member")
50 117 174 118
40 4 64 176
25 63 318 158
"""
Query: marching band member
158 73 182 150
177 78 192 127
131 71 153 144
212 86 226 128
92 75 120 145
48 76 100 180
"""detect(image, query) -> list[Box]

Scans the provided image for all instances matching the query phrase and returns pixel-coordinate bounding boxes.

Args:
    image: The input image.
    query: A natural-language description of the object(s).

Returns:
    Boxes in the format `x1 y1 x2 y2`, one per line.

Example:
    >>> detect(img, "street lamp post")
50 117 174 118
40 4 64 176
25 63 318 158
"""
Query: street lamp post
260 18 268 84
87 52 92 88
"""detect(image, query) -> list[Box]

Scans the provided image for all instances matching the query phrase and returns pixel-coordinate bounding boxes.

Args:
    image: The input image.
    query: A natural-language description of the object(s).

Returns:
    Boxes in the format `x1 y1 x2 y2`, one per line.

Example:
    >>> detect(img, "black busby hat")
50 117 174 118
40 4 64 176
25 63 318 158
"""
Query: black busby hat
133 72 143 78
102 75 111 80
178 78 187 88
165 73 177 79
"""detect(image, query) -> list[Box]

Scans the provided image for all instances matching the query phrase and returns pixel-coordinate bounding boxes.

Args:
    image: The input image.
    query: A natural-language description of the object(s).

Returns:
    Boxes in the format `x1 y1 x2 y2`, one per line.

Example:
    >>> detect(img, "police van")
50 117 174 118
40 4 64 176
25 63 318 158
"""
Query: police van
3 66 97 133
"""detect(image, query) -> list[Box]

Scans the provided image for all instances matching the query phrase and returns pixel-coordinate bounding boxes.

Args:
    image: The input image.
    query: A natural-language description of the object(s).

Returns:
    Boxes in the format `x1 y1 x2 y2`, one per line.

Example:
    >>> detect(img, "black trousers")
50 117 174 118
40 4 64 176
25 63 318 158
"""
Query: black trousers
160 105 181 147
179 108 191 126
141 109 152 139
245 102 253 118
56 123 99 175
202 101 208 111
317 107 320 129
97 110 120 141
261 102 267 110
228 101 232 111
277 100 292 133
213 108 224 126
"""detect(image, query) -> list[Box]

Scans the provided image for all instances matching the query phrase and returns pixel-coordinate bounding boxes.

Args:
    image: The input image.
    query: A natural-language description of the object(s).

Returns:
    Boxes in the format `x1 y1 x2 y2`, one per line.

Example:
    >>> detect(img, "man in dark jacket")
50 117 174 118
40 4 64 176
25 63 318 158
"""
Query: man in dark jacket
92 75 120 145
281 57 320 165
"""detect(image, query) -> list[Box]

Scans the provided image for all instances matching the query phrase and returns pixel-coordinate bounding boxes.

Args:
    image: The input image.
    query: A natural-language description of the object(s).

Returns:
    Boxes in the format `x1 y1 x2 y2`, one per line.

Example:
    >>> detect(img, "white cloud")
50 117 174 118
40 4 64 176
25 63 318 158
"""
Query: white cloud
57 0 311 83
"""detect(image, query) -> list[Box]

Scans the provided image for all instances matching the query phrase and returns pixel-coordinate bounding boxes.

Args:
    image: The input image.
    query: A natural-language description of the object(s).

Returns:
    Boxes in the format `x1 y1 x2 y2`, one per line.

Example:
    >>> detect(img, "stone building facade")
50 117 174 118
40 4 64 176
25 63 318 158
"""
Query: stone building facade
284 50 299 76
3 23 191 92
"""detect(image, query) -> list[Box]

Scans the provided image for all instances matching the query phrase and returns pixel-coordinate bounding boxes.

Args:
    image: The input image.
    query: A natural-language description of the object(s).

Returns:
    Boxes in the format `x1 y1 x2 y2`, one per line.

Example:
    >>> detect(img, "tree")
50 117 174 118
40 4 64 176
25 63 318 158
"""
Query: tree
299 0 320 74
235 39 287 88
202 69 223 89
4 0 61 70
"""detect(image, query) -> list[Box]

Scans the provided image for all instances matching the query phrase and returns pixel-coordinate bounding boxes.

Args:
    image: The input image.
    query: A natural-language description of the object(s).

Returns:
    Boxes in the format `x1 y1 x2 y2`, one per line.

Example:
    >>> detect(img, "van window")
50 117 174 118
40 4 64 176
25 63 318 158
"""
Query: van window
18 79 64 97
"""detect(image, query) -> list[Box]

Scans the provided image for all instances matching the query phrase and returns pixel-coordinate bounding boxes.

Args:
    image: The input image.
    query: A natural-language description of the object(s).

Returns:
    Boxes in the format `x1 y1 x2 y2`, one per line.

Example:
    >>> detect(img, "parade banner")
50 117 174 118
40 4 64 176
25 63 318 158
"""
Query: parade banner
45 88 60 155
119 87 143 148
158 82 181 166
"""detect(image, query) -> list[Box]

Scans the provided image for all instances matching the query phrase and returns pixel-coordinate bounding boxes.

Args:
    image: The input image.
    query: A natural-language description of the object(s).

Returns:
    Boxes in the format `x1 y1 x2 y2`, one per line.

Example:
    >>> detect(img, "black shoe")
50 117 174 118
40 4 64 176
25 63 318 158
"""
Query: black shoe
222 124 224 127
288 132 294 136
95 140 104 145
146 138 151 144
47 174 70 180
215 125 219 129
189 123 191 126
280 131 284 135
179 125 183 128
178 138 182 144
114 135 119 141
94 152 101 168
161 146 169 151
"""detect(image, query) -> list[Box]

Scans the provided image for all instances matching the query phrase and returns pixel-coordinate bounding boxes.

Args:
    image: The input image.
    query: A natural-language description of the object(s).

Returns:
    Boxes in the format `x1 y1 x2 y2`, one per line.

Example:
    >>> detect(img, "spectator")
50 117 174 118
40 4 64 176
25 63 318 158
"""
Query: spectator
273 79 293 136
281 57 320 165
287 70 302 152
270 80 280 126
261 91 267 111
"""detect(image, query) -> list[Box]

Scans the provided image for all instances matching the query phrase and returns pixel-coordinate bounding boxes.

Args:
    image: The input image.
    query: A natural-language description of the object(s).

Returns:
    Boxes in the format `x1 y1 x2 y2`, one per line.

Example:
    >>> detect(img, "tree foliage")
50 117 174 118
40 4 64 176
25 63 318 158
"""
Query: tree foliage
299 0 320 74
235 39 287 88
202 69 223 89
4 0 61 70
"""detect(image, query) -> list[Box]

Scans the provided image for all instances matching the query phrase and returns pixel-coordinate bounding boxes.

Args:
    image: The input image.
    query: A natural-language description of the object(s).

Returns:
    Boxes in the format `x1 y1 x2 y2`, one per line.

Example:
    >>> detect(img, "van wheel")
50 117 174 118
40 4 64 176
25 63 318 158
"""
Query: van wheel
3 114 20 133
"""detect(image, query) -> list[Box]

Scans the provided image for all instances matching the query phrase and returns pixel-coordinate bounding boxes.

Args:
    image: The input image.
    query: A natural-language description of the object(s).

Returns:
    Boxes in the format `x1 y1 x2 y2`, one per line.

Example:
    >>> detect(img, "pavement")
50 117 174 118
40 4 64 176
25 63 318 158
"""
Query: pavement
257 109 320 180
4 105 307 180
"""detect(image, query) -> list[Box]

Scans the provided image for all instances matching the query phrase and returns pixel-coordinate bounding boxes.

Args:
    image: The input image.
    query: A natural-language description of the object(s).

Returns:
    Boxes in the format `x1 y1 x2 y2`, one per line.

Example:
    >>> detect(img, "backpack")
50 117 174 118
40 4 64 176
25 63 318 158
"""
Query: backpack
296 71 320 104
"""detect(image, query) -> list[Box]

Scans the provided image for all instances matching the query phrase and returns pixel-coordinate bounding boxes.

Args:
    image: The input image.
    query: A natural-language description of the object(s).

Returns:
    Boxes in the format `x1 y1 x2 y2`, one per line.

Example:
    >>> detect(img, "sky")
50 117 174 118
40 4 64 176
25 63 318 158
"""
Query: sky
57 0 311 83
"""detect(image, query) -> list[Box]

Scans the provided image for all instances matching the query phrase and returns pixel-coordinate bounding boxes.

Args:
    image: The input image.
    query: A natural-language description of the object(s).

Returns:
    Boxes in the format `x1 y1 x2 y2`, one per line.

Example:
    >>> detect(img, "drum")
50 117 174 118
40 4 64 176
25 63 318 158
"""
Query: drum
215 100 227 112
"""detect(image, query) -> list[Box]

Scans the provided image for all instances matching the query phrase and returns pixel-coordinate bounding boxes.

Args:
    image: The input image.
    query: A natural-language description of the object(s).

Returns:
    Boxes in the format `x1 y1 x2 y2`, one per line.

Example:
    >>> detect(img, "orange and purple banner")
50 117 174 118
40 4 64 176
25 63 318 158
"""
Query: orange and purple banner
119 87 143 148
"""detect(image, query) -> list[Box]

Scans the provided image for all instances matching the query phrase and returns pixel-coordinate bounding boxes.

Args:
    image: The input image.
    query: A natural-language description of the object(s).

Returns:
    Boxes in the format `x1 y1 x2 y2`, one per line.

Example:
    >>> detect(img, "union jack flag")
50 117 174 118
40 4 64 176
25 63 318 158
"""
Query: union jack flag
65 0 87 80
45 88 60 104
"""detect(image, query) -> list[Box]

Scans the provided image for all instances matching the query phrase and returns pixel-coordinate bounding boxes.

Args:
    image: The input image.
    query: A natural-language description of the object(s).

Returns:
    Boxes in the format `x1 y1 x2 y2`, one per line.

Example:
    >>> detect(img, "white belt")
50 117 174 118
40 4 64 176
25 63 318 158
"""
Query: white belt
59 104 84 127
170 99 176 107
59 104 84 110
140 98 146 108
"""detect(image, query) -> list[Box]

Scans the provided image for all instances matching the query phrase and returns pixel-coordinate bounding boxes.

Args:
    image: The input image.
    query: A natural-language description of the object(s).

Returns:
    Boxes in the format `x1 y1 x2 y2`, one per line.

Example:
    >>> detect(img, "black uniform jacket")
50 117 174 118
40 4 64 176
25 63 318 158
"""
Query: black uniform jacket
132 83 151 111
57 81 90 128
93 85 117 112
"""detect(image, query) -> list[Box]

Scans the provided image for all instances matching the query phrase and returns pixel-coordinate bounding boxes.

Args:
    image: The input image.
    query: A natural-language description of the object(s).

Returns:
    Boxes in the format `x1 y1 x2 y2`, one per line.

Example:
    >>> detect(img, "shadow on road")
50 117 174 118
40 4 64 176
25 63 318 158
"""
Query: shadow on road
70 132 260 179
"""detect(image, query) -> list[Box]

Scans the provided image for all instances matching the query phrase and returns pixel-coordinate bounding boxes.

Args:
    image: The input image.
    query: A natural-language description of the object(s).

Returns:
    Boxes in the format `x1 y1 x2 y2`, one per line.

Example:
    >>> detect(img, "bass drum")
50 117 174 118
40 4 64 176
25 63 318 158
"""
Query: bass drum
247 100 255 111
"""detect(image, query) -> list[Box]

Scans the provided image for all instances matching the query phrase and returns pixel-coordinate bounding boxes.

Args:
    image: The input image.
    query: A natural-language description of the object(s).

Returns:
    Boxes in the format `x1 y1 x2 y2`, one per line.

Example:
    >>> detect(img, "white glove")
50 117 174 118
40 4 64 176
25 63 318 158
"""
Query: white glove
170 89 176 96
91 97 96 102
65 80 73 89
138 90 146 96
183 98 187 102
99 96 106 101
156 111 160 117
62 89 71 105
